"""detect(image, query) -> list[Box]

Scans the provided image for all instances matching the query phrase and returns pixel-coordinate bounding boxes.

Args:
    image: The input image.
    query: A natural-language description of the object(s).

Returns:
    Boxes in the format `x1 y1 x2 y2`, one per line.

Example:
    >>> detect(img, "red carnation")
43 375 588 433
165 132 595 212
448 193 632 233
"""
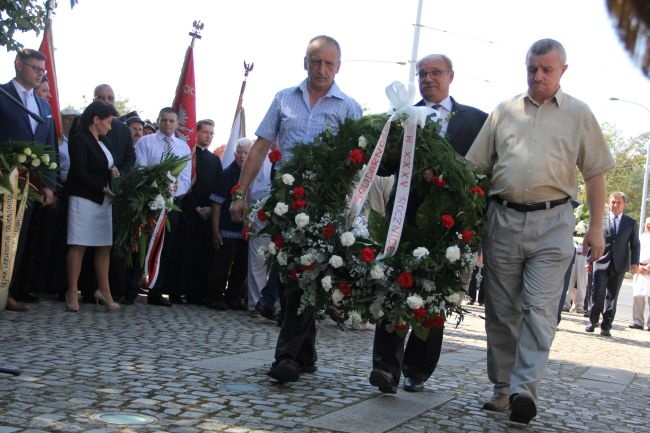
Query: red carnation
348 148 364 164
338 281 351 296
229 183 241 196
412 307 427 320
268 149 282 164
257 208 268 222
398 271 414 288
394 322 409 331
322 223 335 238
292 186 305 198
290 198 307 211
360 247 375 263
432 176 446 187
241 226 251 240
441 214 455 229
470 186 485 196
461 229 473 244
423 315 446 329
273 234 284 248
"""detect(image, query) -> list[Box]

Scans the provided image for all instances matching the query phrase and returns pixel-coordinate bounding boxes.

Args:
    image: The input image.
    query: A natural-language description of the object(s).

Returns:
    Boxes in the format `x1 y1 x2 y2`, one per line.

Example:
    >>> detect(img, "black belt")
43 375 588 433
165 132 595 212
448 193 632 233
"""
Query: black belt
491 196 570 212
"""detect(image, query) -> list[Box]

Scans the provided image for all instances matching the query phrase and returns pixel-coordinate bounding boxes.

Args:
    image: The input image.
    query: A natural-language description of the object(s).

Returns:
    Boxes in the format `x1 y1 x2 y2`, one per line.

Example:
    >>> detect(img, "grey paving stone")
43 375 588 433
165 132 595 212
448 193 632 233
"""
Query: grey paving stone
581 366 635 385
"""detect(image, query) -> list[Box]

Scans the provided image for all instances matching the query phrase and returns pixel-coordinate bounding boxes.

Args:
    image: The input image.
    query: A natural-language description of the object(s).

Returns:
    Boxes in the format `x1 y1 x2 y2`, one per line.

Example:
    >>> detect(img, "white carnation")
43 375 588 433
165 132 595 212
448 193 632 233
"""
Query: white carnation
370 264 385 280
329 255 343 268
277 251 288 266
445 245 461 263
358 135 368 149
282 174 295 185
257 245 268 258
575 220 586 235
406 294 424 310
300 253 315 266
295 212 310 229
148 194 166 211
331 288 345 305
446 293 461 304
340 231 356 247
321 275 333 291
267 241 277 255
274 202 289 216
413 247 430 259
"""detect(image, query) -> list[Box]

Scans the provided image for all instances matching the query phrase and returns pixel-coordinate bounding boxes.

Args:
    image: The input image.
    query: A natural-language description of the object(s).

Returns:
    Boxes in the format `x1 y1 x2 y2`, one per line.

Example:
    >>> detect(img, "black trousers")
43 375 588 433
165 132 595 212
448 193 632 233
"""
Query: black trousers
590 266 626 330
274 285 317 368
150 209 181 295
372 321 444 383
207 237 248 304
177 211 212 302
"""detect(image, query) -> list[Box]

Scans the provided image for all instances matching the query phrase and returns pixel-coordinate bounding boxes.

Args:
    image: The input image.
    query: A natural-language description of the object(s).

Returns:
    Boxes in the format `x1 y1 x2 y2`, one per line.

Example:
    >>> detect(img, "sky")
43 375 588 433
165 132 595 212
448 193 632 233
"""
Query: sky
2 0 650 149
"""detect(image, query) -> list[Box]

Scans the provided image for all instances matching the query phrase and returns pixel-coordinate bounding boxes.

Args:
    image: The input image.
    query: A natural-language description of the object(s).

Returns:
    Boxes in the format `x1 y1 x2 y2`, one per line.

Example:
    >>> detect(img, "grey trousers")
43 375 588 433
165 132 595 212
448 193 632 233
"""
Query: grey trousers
632 296 650 328
483 200 574 403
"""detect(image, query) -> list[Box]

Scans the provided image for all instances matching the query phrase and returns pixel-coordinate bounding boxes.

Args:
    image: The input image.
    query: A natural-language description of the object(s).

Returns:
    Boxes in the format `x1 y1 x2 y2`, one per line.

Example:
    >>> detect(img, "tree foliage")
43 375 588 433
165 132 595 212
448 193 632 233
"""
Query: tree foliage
0 0 51 52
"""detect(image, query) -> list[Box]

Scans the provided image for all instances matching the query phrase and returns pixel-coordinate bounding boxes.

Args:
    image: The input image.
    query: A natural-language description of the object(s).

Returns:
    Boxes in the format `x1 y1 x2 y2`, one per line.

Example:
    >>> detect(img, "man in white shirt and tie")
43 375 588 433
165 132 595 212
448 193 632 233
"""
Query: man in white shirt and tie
135 107 191 306
586 191 640 336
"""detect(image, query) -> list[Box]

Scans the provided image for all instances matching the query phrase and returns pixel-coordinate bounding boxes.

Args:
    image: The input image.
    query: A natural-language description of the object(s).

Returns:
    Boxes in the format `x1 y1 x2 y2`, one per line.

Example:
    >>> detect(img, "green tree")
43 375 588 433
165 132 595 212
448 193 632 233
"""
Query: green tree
0 0 51 52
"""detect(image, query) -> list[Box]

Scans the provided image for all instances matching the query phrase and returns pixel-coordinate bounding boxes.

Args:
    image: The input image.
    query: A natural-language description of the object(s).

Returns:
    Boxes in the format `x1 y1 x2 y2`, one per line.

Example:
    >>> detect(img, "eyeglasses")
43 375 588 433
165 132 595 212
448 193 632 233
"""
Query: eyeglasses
22 62 47 75
417 70 449 79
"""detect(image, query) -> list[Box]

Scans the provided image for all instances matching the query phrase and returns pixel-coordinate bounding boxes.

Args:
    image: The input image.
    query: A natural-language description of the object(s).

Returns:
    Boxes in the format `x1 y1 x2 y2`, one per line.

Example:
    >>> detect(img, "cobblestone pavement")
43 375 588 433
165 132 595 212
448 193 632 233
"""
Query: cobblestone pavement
1 295 648 433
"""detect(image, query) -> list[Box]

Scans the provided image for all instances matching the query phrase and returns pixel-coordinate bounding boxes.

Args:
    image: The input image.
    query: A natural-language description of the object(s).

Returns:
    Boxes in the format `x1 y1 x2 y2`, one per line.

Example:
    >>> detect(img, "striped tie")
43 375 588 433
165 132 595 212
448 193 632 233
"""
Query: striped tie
162 136 173 161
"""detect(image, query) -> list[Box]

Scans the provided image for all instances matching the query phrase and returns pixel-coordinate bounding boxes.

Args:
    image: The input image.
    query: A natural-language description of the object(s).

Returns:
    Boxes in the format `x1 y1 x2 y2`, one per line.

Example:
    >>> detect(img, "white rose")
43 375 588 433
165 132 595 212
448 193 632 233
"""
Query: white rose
39 154 50 164
340 231 355 247
331 288 345 306
295 212 310 229
16 154 27 163
446 293 460 304
413 247 430 259
370 264 385 280
48 162 57 170
282 174 295 185
445 245 461 263
23 147 32 156
274 202 289 216
300 253 315 266
329 255 343 268
321 275 333 291
277 251 288 266
406 294 424 310
358 135 368 149
31 158 41 167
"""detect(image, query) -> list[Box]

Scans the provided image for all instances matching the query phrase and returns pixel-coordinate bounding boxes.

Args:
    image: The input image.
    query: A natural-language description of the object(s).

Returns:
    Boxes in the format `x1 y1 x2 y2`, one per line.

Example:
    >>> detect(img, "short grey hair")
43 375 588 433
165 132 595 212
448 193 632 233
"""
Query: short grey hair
416 54 453 71
527 38 567 64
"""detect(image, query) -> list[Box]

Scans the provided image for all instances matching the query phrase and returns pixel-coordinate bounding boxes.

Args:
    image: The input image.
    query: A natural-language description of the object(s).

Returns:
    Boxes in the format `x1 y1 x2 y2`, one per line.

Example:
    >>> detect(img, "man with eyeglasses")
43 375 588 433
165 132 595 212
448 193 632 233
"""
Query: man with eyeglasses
0 48 57 311
369 53 488 395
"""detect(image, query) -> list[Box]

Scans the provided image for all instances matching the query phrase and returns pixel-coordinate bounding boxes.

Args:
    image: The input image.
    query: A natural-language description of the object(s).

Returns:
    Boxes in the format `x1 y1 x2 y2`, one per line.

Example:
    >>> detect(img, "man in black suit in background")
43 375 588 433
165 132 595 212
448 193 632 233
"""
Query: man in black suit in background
586 191 640 337
0 48 57 311
370 53 488 393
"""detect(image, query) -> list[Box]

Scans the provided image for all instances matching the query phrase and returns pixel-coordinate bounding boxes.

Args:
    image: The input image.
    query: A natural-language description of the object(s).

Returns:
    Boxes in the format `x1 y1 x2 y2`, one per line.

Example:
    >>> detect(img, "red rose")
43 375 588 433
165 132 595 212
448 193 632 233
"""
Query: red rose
348 148 364 164
413 307 427 320
268 149 282 164
441 214 455 229
290 198 307 211
273 234 284 248
292 186 305 198
398 271 414 288
360 247 375 263
338 281 351 296
432 176 446 187
394 322 409 331
229 183 241 196
461 229 473 244
290 269 299 280
257 208 268 222
241 226 251 240
470 186 485 196
322 223 335 238
423 315 446 329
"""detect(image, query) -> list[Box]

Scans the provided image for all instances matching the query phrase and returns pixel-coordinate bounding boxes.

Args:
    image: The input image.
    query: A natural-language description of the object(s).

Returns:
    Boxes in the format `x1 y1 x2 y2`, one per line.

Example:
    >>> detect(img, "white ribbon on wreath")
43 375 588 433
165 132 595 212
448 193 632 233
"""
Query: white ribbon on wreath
346 81 433 259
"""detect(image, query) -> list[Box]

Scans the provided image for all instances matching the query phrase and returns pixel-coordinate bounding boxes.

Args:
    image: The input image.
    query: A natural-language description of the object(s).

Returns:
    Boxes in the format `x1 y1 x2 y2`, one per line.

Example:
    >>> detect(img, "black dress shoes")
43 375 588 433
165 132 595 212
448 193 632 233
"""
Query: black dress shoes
299 363 318 373
267 358 300 383
600 328 612 337
369 368 397 394
509 393 537 424
147 295 172 307
585 324 596 332
403 377 425 392
255 302 277 321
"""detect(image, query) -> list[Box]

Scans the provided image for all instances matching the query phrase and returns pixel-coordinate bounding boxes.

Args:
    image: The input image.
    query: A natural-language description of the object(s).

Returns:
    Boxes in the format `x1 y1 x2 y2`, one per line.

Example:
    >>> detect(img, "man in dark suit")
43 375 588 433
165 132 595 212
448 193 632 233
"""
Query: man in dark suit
0 48 57 310
370 53 488 393
586 191 640 337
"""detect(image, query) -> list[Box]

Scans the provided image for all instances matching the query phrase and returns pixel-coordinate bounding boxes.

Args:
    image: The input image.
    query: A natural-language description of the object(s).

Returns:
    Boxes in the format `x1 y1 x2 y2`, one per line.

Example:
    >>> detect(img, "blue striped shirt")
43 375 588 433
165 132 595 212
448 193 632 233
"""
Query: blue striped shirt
255 79 363 165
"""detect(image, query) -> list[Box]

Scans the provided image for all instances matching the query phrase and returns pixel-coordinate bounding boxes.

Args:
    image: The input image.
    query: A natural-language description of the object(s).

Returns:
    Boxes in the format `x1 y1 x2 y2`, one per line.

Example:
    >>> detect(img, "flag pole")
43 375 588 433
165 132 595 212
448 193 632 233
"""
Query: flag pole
221 62 253 167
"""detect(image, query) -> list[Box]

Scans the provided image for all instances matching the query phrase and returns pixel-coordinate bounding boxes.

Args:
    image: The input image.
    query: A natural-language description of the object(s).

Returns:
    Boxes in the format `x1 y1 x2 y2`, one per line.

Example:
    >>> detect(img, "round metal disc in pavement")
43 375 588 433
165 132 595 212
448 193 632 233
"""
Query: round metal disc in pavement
92 412 157 425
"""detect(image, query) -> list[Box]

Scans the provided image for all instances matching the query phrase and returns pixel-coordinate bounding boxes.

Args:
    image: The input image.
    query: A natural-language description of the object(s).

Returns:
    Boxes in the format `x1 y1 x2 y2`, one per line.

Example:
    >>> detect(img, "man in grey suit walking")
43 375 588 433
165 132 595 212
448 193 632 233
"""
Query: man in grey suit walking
586 191 640 337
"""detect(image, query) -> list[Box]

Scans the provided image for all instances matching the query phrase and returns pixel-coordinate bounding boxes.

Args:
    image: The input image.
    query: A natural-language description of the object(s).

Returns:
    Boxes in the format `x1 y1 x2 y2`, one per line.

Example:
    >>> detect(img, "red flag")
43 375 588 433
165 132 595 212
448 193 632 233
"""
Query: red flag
172 44 196 152
38 19 61 140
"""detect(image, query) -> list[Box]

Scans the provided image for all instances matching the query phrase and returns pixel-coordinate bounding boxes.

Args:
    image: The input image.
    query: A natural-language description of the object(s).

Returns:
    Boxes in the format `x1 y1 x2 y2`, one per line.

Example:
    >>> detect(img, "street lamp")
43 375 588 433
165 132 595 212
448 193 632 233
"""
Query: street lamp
609 97 650 233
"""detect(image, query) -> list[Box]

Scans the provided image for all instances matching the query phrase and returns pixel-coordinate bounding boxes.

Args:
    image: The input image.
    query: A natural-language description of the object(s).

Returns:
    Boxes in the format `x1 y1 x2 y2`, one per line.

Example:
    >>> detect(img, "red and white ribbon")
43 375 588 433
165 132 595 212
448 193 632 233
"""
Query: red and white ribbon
143 208 167 289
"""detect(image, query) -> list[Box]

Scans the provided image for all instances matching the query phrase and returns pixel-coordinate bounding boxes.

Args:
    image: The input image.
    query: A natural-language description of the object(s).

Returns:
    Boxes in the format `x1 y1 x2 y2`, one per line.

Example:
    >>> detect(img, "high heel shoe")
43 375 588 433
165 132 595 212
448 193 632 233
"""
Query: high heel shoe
65 292 79 312
94 290 120 312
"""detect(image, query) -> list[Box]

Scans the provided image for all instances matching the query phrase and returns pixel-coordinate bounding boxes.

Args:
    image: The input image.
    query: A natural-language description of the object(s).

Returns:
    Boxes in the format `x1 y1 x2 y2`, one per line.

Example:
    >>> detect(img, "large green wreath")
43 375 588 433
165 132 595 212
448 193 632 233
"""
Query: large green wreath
252 113 488 340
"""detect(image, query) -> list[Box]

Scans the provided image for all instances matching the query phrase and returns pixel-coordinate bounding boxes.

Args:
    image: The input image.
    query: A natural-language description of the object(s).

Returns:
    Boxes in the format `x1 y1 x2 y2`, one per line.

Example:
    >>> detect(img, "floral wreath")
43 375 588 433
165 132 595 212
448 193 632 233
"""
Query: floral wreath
251 84 488 340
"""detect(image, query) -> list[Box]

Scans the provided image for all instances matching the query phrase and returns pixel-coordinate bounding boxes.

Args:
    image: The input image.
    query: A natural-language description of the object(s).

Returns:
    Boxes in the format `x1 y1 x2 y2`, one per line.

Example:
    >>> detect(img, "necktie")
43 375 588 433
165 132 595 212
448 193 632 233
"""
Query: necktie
431 104 447 136
611 216 618 236
162 136 173 161
432 104 442 110
23 90 39 134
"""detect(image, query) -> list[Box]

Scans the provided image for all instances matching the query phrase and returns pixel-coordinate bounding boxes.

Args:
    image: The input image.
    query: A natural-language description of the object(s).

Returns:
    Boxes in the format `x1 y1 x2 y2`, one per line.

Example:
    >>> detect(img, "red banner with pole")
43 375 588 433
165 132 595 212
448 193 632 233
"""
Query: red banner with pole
38 18 61 140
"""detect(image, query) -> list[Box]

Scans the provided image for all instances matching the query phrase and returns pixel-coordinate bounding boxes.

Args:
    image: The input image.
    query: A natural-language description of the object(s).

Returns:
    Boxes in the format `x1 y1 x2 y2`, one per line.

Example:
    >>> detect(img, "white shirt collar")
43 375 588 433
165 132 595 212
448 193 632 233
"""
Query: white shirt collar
12 79 33 97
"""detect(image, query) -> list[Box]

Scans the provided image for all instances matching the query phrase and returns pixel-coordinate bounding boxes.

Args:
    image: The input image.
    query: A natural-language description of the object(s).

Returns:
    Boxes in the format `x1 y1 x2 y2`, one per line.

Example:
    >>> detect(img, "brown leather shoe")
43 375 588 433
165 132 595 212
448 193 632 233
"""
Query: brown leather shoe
482 392 510 412
5 297 29 312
